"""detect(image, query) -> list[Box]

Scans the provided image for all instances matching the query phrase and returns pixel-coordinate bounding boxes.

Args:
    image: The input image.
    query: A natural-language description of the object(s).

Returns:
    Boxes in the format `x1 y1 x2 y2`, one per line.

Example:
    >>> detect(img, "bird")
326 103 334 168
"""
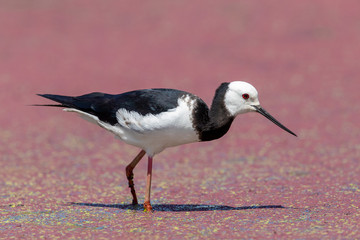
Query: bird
37 81 296 211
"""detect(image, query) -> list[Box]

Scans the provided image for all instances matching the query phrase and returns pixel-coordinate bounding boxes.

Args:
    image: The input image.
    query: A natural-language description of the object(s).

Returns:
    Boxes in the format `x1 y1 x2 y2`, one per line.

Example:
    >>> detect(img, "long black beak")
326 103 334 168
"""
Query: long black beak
252 105 297 137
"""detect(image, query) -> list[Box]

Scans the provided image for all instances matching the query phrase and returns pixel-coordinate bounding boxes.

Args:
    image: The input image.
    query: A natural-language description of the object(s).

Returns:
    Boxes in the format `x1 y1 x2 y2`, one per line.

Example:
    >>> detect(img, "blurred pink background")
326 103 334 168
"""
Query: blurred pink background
1 0 359 238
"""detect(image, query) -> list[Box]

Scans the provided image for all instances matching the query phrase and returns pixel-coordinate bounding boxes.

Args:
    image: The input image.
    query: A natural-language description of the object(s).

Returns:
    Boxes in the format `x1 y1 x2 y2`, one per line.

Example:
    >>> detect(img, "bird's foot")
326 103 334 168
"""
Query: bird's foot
143 201 153 212
126 168 139 205
132 198 138 205
129 186 138 205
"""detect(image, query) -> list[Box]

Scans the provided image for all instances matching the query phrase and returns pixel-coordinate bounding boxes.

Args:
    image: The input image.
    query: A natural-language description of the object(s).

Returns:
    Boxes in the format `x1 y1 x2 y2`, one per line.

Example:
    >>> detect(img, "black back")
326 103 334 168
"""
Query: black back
39 83 236 142
38 89 188 125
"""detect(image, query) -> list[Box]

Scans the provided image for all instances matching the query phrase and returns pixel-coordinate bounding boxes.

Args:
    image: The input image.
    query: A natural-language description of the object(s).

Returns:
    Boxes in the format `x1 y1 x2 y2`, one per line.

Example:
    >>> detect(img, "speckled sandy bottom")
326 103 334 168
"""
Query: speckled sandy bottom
2 130 359 238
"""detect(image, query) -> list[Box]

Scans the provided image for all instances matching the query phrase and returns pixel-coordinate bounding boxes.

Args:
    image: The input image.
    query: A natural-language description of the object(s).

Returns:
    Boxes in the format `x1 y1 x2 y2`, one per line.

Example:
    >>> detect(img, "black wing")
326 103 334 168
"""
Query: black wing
38 89 189 125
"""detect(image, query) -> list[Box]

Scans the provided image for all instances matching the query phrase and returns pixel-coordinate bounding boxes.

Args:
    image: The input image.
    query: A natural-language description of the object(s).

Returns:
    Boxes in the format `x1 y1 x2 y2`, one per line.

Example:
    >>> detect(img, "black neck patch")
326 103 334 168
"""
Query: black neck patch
192 83 235 141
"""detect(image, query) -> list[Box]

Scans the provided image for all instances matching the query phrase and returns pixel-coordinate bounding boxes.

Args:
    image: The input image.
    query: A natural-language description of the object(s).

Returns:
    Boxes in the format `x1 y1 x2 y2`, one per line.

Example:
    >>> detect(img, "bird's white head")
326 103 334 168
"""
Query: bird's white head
223 81 297 136
224 81 260 116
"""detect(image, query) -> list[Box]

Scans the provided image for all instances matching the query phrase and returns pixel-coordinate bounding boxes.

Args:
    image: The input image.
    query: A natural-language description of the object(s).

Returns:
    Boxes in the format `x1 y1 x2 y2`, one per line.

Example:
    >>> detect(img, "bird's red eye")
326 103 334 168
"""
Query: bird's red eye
242 93 249 100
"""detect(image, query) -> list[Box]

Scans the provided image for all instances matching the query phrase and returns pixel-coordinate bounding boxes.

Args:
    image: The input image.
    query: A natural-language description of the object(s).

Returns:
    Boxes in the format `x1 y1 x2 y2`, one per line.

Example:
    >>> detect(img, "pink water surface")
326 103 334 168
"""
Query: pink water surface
1 0 359 239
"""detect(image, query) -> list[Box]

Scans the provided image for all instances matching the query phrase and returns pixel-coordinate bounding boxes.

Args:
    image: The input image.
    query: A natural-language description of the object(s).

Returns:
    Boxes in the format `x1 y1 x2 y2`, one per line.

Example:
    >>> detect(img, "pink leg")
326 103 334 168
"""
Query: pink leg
125 150 146 205
144 156 153 211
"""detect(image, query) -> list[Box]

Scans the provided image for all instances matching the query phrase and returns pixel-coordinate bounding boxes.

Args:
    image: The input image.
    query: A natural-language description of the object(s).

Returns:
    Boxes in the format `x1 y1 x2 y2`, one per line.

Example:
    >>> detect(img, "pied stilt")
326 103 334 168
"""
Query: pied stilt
37 81 296 211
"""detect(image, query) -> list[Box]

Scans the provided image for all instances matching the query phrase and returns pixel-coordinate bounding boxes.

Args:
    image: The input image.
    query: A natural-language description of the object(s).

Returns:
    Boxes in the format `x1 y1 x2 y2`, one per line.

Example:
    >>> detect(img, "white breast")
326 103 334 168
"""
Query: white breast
114 95 200 156
64 95 200 156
